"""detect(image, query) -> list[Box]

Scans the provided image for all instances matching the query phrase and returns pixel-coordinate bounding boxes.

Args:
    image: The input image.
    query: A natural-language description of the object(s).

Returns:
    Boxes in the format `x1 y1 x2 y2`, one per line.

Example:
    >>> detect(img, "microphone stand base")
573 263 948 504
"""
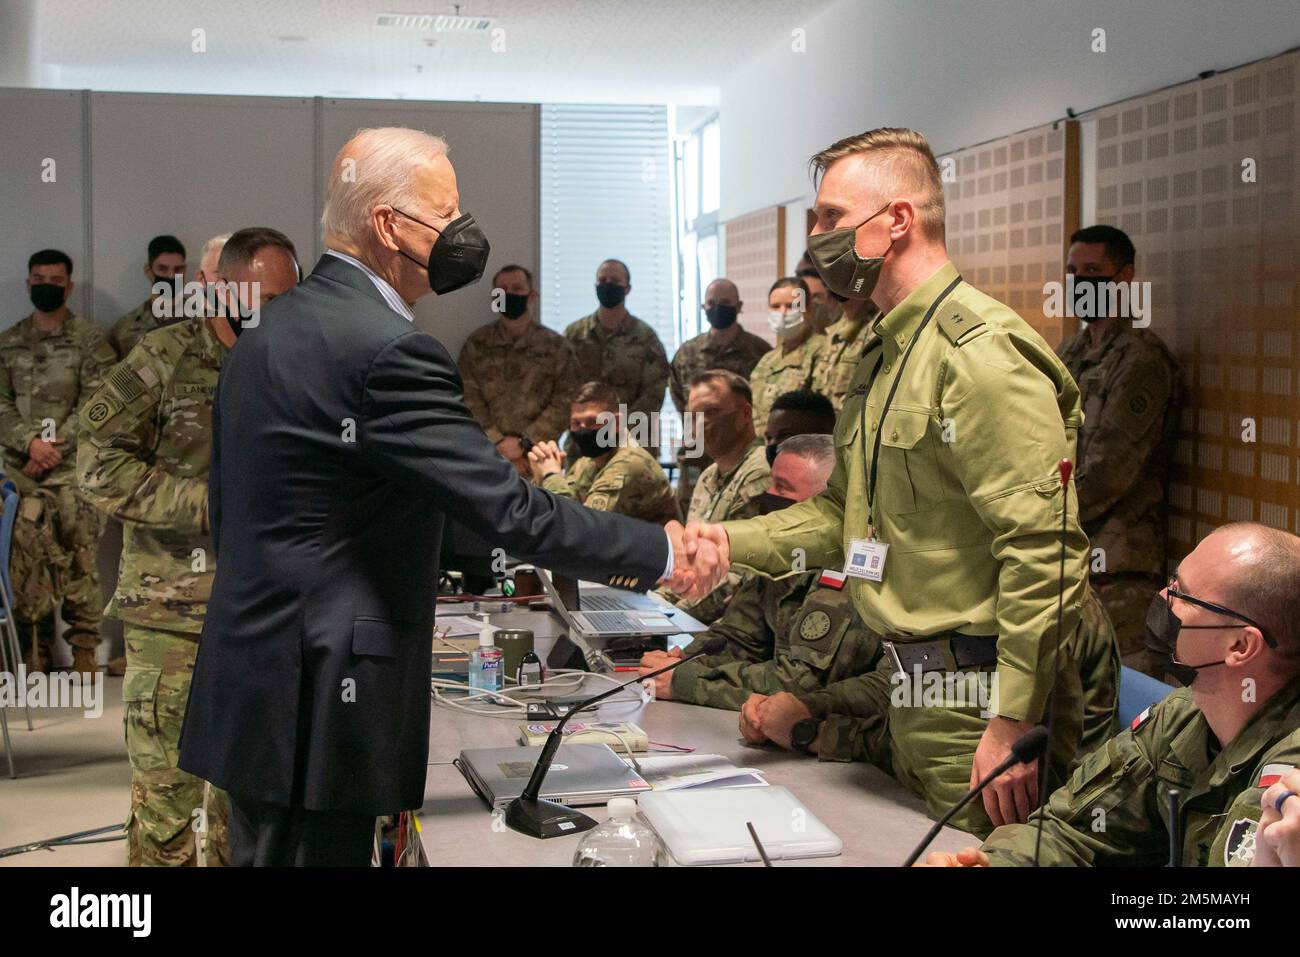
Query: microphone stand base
504 797 598 840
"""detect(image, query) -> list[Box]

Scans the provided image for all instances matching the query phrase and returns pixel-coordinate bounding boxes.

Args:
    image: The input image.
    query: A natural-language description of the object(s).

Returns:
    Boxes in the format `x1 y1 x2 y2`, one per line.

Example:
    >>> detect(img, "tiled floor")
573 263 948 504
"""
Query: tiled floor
0 674 129 867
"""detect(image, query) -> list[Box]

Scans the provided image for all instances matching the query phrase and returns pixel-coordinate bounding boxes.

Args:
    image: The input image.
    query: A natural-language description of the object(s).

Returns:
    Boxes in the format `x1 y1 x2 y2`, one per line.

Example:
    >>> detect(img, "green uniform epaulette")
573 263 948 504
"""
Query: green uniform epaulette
935 301 987 347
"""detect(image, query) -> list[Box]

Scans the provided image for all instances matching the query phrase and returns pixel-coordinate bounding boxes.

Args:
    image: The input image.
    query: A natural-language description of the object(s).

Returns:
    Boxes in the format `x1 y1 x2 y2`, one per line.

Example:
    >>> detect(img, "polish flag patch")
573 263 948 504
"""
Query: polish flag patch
1258 764 1295 788
818 569 847 590
1130 706 1152 731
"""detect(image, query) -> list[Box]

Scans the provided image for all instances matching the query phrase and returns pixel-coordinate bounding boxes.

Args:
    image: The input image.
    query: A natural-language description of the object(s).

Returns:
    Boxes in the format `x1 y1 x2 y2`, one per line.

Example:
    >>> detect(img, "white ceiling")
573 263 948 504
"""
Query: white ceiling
32 0 838 105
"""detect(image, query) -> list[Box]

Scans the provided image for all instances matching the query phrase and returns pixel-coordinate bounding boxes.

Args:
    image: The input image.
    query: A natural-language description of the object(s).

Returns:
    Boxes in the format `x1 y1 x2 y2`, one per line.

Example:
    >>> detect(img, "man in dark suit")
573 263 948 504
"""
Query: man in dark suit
177 127 691 866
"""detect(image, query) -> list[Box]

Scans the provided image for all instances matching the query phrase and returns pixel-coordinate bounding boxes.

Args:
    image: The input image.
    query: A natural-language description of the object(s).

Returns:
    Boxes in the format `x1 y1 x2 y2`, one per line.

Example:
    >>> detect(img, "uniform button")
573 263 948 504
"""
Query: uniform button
890 430 898 441
882 363 891 373
871 420 878 432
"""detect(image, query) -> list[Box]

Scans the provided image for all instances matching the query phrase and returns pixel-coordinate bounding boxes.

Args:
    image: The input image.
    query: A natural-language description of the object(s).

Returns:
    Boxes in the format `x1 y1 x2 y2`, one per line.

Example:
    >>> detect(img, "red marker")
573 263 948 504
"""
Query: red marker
1058 458 1073 488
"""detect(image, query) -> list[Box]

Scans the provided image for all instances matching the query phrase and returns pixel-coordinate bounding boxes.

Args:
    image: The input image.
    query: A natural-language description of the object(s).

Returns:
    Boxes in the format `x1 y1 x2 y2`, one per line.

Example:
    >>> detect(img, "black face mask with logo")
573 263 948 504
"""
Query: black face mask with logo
392 208 491 295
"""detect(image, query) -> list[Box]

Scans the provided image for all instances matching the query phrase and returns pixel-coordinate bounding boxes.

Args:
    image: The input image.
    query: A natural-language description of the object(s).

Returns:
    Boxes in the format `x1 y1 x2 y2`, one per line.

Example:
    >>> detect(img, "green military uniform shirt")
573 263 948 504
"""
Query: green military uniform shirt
109 298 166 360
541 440 680 526
77 317 228 633
748 332 828 436
671 570 881 711
982 681 1300 866
724 262 1090 725
0 312 118 489
1056 322 1180 576
811 304 881 410
666 438 772 623
668 327 772 414
564 312 671 432
458 318 580 445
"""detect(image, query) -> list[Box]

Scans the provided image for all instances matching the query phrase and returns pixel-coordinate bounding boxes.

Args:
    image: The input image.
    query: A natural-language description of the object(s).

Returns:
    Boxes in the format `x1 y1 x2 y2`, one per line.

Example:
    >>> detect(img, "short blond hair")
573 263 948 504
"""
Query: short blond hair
809 127 946 239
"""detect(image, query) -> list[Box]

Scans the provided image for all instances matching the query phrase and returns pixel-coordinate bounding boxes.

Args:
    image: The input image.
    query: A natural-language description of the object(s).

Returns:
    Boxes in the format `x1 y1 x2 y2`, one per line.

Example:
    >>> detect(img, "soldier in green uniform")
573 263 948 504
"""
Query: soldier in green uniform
811 296 882 411
680 128 1105 838
564 259 670 455
1056 226 1181 679
669 278 770 514
78 228 300 866
459 264 579 476
748 277 828 436
527 380 679 526
639 433 881 709
921 522 1300 867
1 249 118 676
108 235 188 359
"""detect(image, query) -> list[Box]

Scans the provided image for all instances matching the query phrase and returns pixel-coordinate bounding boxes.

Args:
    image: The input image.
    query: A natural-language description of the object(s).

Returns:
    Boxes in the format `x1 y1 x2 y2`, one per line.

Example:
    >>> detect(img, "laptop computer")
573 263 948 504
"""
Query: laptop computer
456 743 651 809
539 569 680 637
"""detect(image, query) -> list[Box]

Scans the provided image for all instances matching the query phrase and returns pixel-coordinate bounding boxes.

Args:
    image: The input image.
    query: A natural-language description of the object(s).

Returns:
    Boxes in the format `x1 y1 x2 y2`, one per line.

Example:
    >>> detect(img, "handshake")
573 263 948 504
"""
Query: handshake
659 520 732 600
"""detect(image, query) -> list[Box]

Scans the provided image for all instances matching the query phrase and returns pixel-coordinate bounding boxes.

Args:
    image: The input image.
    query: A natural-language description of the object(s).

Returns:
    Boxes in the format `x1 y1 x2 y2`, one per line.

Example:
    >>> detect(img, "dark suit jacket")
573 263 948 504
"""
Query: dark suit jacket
177 254 667 813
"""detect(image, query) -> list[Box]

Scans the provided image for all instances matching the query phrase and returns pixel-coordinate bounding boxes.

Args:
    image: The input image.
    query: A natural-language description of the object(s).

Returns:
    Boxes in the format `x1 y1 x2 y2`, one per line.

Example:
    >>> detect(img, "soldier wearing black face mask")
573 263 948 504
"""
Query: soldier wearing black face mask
458 264 579 476
669 278 770 513
109 234 189 358
929 522 1300 868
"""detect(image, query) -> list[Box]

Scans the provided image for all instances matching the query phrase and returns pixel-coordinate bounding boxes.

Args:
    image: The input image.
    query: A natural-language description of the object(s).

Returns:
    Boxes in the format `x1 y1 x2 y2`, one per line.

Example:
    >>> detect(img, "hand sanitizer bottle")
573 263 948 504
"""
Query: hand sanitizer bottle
469 615 503 692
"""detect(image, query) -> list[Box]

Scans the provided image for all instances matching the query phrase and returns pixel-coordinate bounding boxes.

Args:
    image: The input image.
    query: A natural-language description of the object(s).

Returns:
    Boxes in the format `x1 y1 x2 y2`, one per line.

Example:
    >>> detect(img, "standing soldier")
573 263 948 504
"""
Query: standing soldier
812 295 882 411
1055 225 1180 679
682 128 1108 838
564 259 670 454
669 278 770 516
0 249 117 676
78 228 299 866
108 235 188 359
749 277 828 436
458 264 578 476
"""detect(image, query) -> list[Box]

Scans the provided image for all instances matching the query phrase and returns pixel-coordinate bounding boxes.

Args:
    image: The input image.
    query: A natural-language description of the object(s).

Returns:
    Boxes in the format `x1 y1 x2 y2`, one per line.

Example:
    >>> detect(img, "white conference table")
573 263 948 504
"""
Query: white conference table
415 603 973 867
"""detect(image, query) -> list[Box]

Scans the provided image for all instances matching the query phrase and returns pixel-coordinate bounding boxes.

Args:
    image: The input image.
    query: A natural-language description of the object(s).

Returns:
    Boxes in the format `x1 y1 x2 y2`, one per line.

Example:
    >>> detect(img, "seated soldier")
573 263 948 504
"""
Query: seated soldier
920 522 1300 867
763 388 835 467
639 434 879 707
527 380 680 526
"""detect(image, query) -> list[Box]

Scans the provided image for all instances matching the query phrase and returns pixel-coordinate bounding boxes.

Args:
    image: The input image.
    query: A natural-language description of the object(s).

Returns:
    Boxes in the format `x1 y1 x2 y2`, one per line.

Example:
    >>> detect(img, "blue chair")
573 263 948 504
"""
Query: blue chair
1117 665 1174 729
0 479 30 778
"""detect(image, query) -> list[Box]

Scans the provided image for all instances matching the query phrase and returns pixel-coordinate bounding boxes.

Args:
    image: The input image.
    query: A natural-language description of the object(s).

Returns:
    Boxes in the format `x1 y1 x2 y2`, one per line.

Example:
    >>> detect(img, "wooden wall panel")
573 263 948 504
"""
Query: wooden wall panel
939 120 1080 348
724 205 784 344
1094 49 1300 557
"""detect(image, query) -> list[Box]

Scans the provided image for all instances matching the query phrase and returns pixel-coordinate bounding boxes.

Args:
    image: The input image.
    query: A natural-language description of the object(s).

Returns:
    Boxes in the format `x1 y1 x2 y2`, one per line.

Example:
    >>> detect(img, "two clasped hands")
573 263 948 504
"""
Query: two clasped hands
658 520 730 599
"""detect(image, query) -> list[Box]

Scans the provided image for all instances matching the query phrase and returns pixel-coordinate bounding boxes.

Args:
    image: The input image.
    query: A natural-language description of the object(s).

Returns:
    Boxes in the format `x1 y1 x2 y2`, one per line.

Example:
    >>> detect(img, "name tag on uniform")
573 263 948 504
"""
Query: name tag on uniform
844 538 888 582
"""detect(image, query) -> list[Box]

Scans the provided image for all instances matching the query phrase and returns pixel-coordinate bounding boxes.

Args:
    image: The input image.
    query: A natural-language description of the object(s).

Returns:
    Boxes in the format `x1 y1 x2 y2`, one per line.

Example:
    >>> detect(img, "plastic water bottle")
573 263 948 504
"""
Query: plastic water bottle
468 616 503 693
572 798 668 867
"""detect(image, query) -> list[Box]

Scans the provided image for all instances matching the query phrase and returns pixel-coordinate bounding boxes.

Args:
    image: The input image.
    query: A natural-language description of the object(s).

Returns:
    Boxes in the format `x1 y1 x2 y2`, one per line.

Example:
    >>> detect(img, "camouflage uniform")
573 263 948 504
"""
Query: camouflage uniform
458 318 580 445
77 317 231 866
0 312 117 657
109 298 165 360
1057 322 1180 677
748 332 828 436
801 589 1118 838
540 440 680 526
668 326 771 515
982 681 1300 866
564 312 671 441
811 305 881 411
658 439 770 624
670 570 881 710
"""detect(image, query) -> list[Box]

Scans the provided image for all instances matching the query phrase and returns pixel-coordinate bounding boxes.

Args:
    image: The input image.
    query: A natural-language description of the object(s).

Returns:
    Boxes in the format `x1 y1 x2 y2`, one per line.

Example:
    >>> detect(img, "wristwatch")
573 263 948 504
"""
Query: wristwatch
790 718 820 755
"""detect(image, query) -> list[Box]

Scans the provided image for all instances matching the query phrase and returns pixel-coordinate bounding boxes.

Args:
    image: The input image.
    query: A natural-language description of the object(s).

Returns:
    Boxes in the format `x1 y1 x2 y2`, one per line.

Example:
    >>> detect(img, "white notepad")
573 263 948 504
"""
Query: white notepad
638 786 842 866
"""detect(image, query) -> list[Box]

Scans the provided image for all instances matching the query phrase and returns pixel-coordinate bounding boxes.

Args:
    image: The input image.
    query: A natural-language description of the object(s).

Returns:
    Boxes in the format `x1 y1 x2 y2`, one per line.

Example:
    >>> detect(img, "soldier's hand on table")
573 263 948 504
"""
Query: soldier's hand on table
971 715 1040 827
917 847 990 868
27 437 63 470
754 691 812 750
638 661 674 700
526 440 565 482
680 521 730 599
1254 769 1300 867
739 694 769 745
638 648 682 669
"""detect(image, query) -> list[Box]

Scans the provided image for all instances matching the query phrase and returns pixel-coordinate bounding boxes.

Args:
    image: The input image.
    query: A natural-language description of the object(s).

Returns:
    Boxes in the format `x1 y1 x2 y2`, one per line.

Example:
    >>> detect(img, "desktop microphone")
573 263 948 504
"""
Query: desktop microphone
901 725 1048 867
504 636 727 839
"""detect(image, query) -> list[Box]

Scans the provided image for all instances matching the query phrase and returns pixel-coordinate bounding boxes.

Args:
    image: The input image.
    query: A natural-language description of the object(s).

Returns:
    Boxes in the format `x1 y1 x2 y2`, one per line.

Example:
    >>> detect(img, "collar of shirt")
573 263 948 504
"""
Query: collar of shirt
324 249 415 323
874 260 961 360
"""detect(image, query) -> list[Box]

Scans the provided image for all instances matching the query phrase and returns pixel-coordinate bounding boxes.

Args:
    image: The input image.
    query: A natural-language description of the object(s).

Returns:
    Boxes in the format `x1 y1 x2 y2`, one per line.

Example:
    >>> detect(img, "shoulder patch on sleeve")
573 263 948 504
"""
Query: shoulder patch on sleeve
936 303 987 346
1130 705 1153 731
